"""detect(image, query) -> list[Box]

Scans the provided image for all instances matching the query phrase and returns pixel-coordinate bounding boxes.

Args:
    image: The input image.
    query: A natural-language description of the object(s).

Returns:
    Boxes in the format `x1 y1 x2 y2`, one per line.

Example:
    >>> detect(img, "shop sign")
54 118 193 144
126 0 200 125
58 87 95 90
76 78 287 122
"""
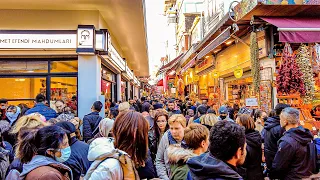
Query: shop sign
76 25 95 54
245 98 258 107
196 56 215 73
109 44 125 71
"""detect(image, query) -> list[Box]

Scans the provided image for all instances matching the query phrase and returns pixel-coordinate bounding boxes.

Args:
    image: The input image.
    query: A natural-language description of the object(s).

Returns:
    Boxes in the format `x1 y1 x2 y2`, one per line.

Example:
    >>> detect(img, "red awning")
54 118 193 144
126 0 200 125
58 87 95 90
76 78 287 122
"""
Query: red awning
156 79 163 86
156 53 184 76
261 17 320 43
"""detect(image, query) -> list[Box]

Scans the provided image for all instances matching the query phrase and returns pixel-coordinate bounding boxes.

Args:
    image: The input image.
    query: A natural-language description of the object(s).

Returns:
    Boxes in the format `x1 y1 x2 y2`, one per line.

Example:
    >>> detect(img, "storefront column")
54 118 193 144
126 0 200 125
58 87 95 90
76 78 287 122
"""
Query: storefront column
78 55 104 119
127 81 131 101
116 74 121 102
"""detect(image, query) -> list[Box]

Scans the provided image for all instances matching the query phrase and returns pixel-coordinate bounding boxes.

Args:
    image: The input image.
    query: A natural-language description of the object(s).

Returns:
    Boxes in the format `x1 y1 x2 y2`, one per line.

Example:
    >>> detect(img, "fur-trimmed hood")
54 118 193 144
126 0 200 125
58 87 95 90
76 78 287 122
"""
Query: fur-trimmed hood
167 145 195 165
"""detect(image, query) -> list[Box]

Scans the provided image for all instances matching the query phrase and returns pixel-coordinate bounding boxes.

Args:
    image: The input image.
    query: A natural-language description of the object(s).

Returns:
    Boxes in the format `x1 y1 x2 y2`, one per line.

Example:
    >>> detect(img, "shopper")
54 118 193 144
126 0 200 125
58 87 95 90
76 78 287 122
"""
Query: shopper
87 118 114 144
193 105 207 124
0 99 8 121
185 109 194 125
56 121 91 180
156 114 187 180
4 105 20 126
218 106 234 122
254 110 267 133
236 114 263 180
141 97 151 113
85 111 150 180
167 123 209 180
118 102 130 113
263 103 290 170
25 94 57 120
197 110 219 130
167 100 182 117
149 111 169 163
187 121 246 179
83 101 103 142
270 107 316 179
55 100 65 115
16 126 73 180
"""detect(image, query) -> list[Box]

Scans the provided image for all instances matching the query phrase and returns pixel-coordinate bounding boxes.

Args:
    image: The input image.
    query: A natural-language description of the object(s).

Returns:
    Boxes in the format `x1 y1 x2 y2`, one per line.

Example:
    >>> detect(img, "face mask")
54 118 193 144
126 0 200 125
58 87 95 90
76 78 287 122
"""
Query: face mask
220 115 227 120
6 112 19 123
55 146 71 163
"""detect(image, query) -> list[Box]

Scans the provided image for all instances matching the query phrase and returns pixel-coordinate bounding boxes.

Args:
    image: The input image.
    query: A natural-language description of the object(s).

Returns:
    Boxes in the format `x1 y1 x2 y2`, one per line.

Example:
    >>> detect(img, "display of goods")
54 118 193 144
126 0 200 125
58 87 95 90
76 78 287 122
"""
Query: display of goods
312 43 320 74
296 44 315 104
250 32 260 94
276 43 306 95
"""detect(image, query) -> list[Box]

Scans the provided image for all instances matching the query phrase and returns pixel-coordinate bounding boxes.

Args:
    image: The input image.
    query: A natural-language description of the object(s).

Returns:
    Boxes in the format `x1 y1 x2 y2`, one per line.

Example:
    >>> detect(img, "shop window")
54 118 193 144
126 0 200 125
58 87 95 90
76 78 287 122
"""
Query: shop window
50 60 78 73
101 80 112 100
0 61 48 74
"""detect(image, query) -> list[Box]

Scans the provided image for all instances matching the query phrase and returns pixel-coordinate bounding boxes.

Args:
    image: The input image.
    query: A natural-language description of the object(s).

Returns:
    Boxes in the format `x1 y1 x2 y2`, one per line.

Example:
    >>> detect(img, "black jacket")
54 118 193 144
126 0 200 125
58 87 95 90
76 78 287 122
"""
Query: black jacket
239 130 263 180
263 116 285 169
83 112 102 142
187 152 243 180
271 126 315 180
63 137 92 180
148 128 159 163
137 150 157 179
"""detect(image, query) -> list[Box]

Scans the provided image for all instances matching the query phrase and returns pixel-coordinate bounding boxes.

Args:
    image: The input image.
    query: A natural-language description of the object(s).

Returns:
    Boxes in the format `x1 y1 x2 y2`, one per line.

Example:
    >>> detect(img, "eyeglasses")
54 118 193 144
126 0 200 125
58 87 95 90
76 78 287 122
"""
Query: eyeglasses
157 120 167 124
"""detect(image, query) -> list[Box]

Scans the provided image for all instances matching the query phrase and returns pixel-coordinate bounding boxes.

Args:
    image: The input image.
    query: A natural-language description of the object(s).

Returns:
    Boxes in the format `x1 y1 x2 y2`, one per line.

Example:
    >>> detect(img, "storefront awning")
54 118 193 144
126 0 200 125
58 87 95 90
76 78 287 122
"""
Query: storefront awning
261 17 320 43
156 53 184 76
156 79 163 86
197 27 231 60
180 56 196 74
197 65 215 76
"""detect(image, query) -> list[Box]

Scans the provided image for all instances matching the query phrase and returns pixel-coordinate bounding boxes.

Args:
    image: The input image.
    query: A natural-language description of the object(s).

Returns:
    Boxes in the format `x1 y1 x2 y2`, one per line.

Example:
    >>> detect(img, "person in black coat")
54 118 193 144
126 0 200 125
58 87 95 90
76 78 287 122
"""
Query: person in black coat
270 107 316 180
56 121 92 180
83 101 103 142
236 114 263 180
262 103 289 170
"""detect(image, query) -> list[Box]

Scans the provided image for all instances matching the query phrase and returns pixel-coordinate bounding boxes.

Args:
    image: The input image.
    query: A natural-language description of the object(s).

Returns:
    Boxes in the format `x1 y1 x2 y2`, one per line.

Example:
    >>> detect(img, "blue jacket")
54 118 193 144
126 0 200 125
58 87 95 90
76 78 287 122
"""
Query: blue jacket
25 103 57 120
83 112 103 142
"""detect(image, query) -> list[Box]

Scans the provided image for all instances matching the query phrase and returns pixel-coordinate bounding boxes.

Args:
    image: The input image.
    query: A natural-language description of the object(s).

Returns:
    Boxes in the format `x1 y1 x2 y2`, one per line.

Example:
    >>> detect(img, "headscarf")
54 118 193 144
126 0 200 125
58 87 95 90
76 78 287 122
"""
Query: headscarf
6 106 21 125
98 118 114 137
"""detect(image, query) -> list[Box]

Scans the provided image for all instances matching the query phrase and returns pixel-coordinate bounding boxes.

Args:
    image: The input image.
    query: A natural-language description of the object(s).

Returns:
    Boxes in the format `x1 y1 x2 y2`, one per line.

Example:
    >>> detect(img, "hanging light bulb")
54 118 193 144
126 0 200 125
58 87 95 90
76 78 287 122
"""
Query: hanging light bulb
234 67 243 79
212 69 219 78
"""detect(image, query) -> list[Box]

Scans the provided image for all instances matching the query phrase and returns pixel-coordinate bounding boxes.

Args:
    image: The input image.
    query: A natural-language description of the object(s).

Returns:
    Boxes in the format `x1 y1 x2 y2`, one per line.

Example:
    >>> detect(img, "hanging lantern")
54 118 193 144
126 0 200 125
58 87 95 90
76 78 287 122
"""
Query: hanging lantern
234 67 243 79
212 70 219 78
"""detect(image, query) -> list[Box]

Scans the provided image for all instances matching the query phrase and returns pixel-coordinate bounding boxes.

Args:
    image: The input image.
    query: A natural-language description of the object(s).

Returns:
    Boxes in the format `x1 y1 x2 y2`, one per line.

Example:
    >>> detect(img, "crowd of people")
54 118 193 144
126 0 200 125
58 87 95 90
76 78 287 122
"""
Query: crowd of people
0 94 319 180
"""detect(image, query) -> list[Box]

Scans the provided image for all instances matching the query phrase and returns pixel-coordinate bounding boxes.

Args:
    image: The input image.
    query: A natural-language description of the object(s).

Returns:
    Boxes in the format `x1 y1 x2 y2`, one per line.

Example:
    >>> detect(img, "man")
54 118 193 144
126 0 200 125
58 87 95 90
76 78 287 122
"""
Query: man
167 100 182 117
0 99 8 120
141 96 151 113
218 106 234 122
55 100 65 115
271 107 316 179
263 103 290 170
187 121 246 179
193 105 207 124
202 100 208 109
25 94 57 120
129 98 139 112
83 101 103 142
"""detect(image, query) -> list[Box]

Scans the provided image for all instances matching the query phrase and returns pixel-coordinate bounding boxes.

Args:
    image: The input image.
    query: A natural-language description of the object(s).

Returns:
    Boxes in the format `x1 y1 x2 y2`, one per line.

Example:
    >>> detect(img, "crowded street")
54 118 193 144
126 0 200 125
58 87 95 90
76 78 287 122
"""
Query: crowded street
0 0 320 180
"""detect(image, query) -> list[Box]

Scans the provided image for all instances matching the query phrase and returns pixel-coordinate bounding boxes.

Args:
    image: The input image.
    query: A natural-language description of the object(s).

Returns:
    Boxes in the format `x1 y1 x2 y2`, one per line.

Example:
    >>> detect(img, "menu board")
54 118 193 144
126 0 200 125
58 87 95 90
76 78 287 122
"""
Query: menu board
260 80 272 113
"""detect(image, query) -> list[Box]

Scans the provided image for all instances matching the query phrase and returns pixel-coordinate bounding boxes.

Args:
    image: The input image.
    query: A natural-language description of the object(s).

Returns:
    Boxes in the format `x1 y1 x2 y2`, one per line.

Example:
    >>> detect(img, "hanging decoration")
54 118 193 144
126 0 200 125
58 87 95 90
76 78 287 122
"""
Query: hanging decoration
312 43 320 74
234 67 243 79
296 44 315 104
250 31 260 94
276 43 306 96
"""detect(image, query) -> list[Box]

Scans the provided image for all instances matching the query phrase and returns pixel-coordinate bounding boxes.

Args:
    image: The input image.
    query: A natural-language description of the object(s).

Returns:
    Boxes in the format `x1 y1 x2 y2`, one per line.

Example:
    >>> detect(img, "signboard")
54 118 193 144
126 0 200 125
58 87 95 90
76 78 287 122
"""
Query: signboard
76 25 95 54
245 98 258 107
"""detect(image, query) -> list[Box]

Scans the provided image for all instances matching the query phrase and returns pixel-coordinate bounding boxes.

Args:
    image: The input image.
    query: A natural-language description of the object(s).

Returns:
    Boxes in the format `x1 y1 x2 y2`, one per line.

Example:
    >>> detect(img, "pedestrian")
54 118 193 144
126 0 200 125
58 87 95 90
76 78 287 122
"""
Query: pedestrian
167 123 209 180
56 121 91 180
149 111 169 163
15 126 73 180
156 114 187 180
0 99 8 121
69 117 83 141
263 103 290 171
83 101 103 142
25 94 57 120
187 121 246 179
118 102 130 113
254 110 267 133
193 105 208 124
57 106 75 122
218 106 234 122
185 109 195 125
87 118 114 144
270 107 316 179
167 100 182 117
55 100 65 115
129 99 139 112
5 105 20 126
141 97 151 113
85 111 150 180
197 110 219 130
108 107 118 120
236 114 263 180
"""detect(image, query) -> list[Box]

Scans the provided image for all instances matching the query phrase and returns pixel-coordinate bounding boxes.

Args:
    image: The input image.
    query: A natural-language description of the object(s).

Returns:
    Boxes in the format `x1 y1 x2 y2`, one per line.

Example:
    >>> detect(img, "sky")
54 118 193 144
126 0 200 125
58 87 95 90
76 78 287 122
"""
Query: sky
145 0 167 84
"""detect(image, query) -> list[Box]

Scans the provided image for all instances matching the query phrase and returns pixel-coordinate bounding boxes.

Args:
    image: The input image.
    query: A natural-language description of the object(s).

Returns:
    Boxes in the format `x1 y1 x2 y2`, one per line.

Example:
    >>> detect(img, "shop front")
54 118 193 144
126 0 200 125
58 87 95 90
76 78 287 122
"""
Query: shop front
101 66 116 102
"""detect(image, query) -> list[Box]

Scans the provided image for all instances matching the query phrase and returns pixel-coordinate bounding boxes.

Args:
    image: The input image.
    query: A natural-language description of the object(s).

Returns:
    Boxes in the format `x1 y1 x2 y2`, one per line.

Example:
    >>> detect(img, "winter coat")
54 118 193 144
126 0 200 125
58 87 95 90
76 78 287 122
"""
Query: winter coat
136 151 157 179
167 145 195 180
148 129 159 163
20 155 73 180
63 137 91 180
239 130 263 180
187 152 243 180
84 137 123 180
155 131 188 180
263 116 285 169
83 112 103 142
271 126 315 180
25 103 57 121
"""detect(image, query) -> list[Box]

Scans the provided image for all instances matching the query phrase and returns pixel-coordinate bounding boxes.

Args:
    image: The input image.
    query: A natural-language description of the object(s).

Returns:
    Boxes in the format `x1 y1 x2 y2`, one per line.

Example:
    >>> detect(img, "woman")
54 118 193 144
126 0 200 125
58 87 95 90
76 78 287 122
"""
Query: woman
87 118 114 144
85 110 150 180
149 111 169 163
236 114 263 180
254 110 267 133
5 106 21 126
16 125 73 180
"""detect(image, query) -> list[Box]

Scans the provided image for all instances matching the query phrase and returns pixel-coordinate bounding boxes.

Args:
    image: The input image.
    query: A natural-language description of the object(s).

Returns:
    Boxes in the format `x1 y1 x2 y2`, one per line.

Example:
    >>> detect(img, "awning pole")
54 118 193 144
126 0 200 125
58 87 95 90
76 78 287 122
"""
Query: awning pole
278 28 320 32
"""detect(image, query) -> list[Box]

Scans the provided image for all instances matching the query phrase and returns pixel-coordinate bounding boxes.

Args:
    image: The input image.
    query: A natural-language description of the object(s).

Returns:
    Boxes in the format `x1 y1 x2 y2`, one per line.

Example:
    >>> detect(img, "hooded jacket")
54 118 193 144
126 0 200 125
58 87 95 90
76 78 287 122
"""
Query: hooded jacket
84 137 123 180
187 152 243 180
238 130 263 180
271 126 315 180
167 145 195 180
263 116 285 169
20 155 73 180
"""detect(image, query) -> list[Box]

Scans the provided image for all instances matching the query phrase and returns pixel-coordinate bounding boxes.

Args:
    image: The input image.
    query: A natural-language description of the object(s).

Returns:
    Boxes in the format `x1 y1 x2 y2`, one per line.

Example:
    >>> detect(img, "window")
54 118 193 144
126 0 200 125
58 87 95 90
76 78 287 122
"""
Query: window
0 61 48 74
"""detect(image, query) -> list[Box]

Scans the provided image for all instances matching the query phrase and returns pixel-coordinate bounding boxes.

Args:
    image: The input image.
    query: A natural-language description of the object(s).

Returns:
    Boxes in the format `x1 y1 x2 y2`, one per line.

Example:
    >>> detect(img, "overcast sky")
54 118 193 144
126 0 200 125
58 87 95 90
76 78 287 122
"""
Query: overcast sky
145 0 167 84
